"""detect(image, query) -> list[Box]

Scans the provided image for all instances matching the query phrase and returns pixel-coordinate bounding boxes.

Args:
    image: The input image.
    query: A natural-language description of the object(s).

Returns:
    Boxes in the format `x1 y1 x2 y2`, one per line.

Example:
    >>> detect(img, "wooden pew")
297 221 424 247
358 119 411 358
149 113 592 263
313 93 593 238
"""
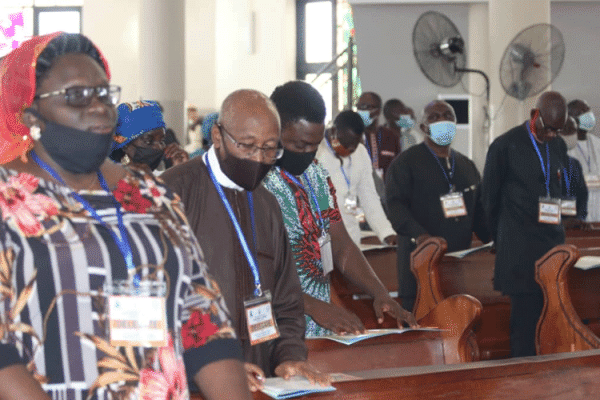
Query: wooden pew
411 237 510 361
191 349 600 399
535 244 600 355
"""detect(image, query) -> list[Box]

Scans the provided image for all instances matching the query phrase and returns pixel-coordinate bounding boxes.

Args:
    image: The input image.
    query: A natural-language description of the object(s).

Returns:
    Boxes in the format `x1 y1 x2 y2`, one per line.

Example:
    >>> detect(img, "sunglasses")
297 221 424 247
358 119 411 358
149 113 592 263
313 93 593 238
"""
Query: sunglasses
34 85 121 108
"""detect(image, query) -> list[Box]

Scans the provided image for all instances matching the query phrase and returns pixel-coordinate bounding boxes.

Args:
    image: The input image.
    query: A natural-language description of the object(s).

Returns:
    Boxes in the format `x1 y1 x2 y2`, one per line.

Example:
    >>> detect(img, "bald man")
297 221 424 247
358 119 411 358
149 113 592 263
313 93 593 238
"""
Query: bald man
386 100 489 312
162 90 328 391
482 91 570 357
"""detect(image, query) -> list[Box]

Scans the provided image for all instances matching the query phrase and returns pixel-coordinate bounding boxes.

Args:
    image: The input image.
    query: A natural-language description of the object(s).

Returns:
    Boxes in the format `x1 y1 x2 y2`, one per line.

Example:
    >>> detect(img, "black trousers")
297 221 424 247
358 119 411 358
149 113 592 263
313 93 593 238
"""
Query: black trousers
509 290 544 357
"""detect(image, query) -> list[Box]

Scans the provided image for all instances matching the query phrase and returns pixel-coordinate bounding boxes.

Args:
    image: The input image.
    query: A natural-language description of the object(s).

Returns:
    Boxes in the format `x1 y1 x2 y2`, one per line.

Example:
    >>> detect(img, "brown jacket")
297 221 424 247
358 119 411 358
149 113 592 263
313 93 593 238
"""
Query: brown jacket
163 156 307 375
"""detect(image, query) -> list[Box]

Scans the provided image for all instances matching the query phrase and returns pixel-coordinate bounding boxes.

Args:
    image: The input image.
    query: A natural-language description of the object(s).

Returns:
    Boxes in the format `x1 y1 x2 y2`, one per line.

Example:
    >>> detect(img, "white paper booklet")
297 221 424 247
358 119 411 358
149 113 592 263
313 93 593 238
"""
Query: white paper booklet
574 256 600 270
260 376 336 399
445 241 494 259
314 327 443 346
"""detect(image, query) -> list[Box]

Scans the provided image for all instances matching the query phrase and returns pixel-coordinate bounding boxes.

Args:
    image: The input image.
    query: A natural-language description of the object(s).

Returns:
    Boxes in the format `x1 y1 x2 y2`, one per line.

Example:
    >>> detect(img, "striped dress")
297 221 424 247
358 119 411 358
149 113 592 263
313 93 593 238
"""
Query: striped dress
0 166 239 400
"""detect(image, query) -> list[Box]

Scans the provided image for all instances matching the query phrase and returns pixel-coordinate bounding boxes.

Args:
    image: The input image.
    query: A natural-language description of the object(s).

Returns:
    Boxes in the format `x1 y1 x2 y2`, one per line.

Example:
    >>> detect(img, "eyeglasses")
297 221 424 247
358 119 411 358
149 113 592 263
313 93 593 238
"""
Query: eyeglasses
539 114 565 135
218 123 284 161
34 85 121 108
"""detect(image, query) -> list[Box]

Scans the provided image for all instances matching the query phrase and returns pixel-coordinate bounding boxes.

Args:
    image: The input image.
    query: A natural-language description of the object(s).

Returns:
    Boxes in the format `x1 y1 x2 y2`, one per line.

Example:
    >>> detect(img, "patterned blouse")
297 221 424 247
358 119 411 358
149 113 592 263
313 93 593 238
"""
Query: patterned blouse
0 166 239 400
263 162 342 337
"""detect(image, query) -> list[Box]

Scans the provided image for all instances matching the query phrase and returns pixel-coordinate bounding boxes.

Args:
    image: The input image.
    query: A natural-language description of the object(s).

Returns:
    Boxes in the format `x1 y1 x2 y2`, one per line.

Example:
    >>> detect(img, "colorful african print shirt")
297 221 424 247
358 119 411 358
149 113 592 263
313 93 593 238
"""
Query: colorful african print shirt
263 161 342 337
0 166 239 400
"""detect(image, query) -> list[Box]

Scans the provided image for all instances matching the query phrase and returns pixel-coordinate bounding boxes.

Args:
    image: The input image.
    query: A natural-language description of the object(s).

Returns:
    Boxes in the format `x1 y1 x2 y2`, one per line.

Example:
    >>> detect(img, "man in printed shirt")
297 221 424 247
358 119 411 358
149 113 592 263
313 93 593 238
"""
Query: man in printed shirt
262 81 417 337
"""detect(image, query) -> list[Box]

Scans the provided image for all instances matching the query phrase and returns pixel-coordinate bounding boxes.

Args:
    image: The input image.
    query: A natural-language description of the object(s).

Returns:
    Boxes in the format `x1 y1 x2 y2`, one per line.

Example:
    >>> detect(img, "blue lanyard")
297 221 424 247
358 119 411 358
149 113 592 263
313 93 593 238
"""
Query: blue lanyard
527 123 551 197
206 156 262 297
577 140 593 172
325 138 351 188
30 150 138 284
563 160 572 197
425 145 455 192
281 169 325 235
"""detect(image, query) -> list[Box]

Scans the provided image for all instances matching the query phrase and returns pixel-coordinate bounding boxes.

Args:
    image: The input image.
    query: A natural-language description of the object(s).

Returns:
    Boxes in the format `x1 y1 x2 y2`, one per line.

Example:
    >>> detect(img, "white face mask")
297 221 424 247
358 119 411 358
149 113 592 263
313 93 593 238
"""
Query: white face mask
561 134 578 151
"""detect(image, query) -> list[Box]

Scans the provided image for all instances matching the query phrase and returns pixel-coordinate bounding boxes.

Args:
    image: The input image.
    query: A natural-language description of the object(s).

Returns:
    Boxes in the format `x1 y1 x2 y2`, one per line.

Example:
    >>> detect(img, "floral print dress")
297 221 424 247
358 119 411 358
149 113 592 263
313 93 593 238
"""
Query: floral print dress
263 162 342 337
0 166 239 400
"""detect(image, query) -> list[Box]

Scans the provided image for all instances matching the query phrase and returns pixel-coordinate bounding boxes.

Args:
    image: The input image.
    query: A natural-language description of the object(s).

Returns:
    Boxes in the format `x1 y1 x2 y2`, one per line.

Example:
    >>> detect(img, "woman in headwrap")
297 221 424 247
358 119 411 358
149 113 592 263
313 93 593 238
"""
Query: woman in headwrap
110 100 189 171
189 111 218 159
0 32 251 400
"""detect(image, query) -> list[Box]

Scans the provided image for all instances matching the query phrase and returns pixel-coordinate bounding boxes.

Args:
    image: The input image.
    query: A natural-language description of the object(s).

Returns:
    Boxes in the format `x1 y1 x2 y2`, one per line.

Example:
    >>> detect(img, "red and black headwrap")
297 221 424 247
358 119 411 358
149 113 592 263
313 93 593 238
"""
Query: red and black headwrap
0 32 111 164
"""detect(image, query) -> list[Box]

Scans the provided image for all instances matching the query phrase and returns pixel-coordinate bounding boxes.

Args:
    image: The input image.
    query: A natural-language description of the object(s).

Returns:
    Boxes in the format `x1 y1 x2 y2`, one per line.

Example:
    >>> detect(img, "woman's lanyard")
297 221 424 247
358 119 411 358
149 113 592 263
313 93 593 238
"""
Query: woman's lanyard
30 150 137 283
325 138 351 188
425 145 455 193
281 169 326 236
205 156 262 297
527 123 551 197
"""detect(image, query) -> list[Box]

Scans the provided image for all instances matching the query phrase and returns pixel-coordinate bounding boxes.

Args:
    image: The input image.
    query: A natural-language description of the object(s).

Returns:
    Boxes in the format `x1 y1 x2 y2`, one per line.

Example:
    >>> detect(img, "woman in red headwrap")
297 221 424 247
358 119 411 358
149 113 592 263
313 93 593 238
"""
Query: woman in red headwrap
0 33 252 400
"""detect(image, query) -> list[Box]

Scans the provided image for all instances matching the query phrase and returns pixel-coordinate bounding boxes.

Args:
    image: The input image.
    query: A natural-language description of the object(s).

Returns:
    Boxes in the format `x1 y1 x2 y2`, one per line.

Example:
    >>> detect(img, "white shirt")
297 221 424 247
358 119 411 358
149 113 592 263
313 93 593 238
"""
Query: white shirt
569 134 600 222
316 139 395 245
202 146 244 191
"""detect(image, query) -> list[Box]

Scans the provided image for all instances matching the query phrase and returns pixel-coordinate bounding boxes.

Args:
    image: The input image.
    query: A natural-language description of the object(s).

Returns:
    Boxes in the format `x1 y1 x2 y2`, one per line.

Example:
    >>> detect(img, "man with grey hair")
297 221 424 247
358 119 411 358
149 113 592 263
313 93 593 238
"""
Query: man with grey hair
385 100 490 312
163 89 328 391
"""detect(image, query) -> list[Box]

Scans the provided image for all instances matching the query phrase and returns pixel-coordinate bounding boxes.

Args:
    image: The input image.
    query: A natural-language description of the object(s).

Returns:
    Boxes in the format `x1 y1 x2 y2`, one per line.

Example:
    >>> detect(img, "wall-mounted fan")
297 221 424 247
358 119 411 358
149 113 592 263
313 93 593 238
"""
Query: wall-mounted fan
499 23 565 101
412 10 489 103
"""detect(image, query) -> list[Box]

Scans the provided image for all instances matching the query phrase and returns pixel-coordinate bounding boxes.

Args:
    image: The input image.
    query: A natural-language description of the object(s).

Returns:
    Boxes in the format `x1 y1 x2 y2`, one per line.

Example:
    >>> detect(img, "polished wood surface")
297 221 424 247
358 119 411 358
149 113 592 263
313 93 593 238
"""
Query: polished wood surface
535 244 600 355
191 349 600 400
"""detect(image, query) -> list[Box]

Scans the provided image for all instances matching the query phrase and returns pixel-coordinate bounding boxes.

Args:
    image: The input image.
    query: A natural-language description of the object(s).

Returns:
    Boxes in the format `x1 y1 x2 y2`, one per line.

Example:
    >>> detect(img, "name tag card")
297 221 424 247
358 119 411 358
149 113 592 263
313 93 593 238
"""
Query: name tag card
585 174 600 189
108 295 167 347
319 233 334 275
106 280 168 348
539 198 561 225
245 291 280 346
561 198 577 217
440 192 467 218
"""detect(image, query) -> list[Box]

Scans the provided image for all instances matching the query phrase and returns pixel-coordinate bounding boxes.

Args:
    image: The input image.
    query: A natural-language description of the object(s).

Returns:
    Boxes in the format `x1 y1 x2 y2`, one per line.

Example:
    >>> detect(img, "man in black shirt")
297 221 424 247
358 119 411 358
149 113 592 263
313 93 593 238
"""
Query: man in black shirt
482 91 569 357
385 100 489 312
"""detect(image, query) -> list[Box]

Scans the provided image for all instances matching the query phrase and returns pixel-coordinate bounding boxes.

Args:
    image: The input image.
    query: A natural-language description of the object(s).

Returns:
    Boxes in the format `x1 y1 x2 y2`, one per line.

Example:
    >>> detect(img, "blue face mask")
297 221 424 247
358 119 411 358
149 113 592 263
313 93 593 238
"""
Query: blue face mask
396 114 415 129
578 111 596 132
428 121 457 146
357 110 372 127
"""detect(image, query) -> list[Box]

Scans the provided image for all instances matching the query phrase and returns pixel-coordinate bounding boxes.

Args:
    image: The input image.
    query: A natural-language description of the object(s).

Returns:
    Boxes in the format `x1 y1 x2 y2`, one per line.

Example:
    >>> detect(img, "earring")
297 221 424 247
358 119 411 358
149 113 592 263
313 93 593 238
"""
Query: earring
121 154 131 165
30 125 41 141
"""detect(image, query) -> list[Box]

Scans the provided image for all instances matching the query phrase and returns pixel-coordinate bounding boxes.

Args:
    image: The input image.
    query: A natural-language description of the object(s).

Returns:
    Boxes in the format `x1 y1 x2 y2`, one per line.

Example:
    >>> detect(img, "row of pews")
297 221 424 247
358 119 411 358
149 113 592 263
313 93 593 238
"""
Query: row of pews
192 228 600 399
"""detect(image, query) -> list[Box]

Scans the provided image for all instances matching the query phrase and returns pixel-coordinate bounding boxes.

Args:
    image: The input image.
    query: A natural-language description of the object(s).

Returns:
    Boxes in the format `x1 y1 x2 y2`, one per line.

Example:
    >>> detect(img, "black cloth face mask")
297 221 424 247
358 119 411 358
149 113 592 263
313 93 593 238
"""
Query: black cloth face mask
275 148 316 176
217 145 273 191
27 108 114 174
130 145 164 171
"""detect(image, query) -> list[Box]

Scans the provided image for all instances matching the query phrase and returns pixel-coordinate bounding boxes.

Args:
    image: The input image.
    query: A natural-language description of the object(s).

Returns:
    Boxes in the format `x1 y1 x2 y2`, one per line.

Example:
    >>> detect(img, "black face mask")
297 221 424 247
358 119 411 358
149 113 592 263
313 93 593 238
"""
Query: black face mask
217 145 273 191
131 146 164 171
275 148 316 176
28 109 114 174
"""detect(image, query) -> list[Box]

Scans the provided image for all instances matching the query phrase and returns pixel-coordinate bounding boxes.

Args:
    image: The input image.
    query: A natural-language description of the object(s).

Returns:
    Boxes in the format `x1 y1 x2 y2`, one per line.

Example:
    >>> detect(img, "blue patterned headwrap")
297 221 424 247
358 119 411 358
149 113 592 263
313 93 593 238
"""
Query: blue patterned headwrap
113 100 166 150
201 112 219 145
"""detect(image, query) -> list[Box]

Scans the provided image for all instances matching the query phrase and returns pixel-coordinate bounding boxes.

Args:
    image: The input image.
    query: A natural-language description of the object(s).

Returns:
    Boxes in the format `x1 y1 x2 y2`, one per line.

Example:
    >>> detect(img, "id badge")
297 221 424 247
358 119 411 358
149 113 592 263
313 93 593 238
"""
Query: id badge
440 192 467 218
319 233 334 275
585 174 600 189
561 198 577 217
344 194 358 213
539 197 561 224
244 290 280 346
105 280 168 347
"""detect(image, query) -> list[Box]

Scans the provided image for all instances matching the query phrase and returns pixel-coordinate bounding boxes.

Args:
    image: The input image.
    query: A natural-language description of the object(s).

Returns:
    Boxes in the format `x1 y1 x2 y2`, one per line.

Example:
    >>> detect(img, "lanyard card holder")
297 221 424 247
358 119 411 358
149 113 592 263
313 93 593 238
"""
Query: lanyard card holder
319 233 334 275
561 197 577 217
105 280 168 348
244 290 280 346
440 192 467 218
539 197 561 225
585 174 600 189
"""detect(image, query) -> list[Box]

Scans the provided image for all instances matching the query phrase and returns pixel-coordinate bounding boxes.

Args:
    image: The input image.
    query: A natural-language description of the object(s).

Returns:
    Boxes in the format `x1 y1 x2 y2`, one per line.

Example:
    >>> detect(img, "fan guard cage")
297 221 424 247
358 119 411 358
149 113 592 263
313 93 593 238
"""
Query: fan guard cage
499 23 565 100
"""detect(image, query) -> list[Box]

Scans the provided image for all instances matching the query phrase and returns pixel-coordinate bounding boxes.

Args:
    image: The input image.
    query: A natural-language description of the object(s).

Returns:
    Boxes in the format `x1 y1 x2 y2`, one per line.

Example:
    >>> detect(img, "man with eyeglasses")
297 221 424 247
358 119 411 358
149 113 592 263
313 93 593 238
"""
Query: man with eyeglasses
162 89 329 392
481 91 570 358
